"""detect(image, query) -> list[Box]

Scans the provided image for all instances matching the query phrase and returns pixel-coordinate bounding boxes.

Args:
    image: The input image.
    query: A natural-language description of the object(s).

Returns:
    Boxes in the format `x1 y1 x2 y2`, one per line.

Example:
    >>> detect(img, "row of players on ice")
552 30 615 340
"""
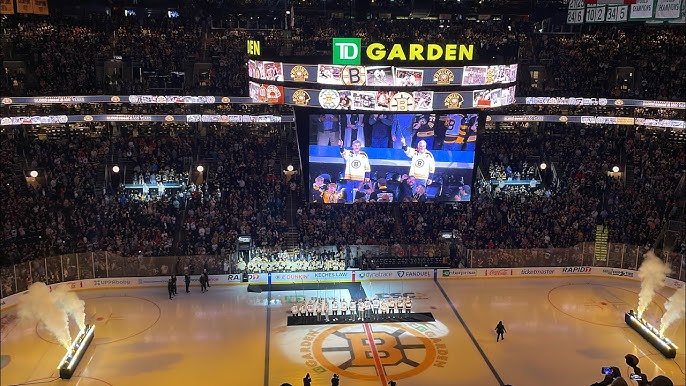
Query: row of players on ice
241 254 347 273
290 296 413 322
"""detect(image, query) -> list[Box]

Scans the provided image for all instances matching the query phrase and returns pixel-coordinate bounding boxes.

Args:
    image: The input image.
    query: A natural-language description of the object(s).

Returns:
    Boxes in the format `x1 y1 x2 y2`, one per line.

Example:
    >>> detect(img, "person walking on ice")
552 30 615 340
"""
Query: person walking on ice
495 321 506 342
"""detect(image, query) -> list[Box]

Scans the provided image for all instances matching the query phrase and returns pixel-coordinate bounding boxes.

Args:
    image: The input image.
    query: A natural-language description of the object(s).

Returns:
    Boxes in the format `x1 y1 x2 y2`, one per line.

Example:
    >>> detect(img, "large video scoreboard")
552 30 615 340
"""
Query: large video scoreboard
249 37 514 203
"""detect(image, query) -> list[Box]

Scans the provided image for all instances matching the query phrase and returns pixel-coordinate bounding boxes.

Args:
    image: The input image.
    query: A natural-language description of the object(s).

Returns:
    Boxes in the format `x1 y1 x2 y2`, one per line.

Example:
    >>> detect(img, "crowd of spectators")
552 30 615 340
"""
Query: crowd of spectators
605 126 685 247
1 11 685 282
0 122 300 270
480 125 542 182
180 124 293 259
0 129 187 264
3 13 685 100
296 204 398 247
525 26 686 100
2 120 683 259
0 117 683 284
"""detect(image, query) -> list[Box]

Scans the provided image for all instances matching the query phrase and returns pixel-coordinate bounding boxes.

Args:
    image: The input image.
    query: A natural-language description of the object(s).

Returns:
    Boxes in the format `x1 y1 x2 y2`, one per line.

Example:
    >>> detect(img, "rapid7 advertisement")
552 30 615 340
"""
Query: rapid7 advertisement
305 112 480 204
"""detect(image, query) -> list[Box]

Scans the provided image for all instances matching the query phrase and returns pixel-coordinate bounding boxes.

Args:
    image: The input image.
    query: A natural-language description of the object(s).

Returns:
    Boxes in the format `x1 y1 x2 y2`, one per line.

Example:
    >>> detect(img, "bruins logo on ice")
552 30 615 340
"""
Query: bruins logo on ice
307 324 444 381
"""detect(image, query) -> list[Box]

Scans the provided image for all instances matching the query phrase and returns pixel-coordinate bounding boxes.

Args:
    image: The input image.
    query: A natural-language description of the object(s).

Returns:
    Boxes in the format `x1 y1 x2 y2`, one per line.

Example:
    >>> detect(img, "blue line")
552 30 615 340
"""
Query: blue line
433 278 506 386
264 280 272 386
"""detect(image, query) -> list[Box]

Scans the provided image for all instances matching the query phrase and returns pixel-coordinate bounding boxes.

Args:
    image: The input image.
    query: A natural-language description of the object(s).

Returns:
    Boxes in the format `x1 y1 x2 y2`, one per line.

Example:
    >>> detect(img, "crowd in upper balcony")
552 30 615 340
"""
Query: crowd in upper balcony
2 12 685 100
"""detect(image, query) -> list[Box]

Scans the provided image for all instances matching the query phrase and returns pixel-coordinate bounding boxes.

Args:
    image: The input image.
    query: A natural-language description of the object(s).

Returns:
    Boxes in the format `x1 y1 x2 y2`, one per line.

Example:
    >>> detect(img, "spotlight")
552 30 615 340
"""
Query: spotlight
30 170 38 178
625 312 677 358
539 163 547 170
612 166 620 173
112 165 120 173
196 165 204 172
57 324 95 379
287 165 294 172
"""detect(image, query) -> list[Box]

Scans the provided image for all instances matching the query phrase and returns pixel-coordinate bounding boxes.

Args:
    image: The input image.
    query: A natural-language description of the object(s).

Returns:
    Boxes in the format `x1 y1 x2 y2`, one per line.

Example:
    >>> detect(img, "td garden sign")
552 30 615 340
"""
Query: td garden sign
333 37 474 65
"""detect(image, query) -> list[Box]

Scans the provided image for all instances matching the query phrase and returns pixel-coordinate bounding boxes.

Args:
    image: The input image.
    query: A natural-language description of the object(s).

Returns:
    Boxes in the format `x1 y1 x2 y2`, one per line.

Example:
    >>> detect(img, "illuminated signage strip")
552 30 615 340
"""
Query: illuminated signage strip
516 96 686 109
0 115 293 125
634 117 686 128
248 60 518 87
283 86 515 111
487 114 685 128
1 96 254 105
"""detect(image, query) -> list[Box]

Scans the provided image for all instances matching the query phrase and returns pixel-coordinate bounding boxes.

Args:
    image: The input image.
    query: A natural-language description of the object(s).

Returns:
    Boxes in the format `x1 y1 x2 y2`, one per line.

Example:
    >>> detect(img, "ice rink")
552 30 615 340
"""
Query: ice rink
1 276 684 386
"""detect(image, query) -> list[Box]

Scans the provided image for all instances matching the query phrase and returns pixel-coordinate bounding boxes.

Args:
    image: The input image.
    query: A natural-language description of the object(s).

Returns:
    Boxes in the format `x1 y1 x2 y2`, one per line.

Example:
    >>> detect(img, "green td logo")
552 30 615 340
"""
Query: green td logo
332 37 361 65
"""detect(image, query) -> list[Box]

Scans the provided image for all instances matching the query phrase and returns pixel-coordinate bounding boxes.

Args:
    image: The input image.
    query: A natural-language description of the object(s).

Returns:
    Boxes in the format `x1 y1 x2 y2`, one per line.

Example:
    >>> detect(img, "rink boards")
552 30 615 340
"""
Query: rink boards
2 266 683 310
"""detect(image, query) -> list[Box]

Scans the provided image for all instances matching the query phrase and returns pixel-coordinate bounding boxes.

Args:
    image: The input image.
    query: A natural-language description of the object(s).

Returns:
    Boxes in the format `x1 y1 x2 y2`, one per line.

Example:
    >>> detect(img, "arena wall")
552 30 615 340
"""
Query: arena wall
2 267 682 311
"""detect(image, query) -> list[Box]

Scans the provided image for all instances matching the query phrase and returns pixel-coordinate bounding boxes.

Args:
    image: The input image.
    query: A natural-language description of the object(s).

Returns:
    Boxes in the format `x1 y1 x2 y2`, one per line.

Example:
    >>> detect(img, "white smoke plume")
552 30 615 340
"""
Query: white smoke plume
636 251 672 318
659 286 685 336
53 285 86 330
17 282 72 349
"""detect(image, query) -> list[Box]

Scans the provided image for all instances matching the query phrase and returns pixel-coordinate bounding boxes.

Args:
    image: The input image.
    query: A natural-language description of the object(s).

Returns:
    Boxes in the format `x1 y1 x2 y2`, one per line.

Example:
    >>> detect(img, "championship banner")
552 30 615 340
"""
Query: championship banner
585 0 635 3
568 0 586 23
31 0 48 14
0 0 14 14
605 4 630 21
654 0 682 18
16 0 32 13
630 0 655 19
586 4 608 22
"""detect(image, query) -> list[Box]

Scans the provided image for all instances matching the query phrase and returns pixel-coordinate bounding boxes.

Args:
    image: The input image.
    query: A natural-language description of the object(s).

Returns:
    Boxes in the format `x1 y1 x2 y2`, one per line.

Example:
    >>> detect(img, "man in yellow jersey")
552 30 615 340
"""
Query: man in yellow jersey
338 139 371 203
401 137 435 193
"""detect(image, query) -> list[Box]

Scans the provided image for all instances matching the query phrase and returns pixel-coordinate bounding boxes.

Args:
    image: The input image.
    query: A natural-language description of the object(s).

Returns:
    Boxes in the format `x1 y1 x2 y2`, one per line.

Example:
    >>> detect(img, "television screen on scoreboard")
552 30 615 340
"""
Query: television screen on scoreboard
305 112 479 203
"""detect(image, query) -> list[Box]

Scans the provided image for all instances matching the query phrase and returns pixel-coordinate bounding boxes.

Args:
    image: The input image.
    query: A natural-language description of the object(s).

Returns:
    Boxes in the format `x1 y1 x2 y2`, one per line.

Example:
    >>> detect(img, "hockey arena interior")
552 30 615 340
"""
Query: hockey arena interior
1 0 685 385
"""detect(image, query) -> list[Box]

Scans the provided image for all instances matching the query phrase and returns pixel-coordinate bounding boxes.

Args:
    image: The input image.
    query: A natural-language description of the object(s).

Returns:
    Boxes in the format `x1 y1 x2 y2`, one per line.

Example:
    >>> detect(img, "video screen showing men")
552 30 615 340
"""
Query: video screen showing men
308 112 479 203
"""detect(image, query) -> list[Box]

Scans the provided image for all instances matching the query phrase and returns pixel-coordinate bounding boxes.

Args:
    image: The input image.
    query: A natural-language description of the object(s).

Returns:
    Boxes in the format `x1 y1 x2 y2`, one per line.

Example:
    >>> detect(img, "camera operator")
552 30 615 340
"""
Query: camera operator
590 367 628 386
624 354 674 386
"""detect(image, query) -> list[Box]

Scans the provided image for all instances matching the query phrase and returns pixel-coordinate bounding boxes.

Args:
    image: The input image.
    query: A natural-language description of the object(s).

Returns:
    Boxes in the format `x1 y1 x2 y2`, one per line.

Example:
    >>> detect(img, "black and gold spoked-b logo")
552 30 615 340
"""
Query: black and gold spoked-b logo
312 324 436 381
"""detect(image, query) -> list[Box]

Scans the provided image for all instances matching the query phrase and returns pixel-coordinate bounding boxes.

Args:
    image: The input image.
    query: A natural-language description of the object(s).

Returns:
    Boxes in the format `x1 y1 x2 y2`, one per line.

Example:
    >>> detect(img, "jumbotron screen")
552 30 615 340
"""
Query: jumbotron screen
307 112 478 203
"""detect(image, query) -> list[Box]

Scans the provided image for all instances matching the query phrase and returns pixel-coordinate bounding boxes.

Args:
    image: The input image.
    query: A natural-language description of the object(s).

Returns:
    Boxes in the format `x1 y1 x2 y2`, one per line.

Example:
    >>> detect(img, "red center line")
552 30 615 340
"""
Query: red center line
363 323 389 386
